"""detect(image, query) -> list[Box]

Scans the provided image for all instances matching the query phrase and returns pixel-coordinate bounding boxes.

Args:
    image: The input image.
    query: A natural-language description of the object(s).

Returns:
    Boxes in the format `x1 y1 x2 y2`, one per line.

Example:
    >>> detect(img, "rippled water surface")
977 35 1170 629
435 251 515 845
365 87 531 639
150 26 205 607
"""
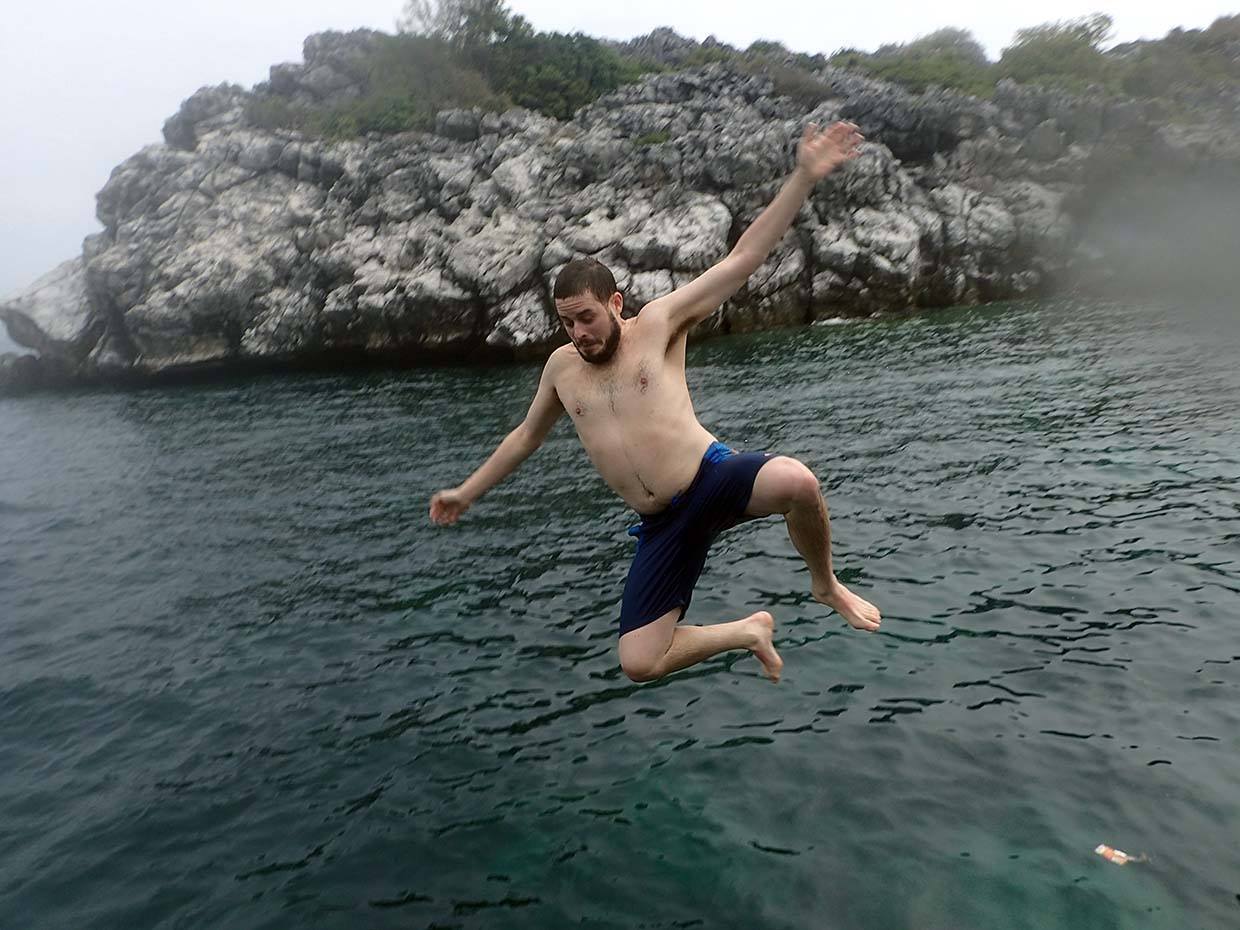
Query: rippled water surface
1 299 1238 929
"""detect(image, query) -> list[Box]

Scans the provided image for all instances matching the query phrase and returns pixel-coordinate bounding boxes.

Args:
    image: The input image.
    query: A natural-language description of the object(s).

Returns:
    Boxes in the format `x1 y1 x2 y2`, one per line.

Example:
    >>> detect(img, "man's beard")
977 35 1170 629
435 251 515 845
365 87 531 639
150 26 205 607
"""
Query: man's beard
576 314 622 364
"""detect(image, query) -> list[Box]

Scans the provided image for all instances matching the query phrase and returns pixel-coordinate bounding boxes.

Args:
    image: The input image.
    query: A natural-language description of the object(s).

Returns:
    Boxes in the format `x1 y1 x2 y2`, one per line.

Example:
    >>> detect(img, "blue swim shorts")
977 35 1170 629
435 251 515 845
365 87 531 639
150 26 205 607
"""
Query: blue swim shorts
618 441 774 636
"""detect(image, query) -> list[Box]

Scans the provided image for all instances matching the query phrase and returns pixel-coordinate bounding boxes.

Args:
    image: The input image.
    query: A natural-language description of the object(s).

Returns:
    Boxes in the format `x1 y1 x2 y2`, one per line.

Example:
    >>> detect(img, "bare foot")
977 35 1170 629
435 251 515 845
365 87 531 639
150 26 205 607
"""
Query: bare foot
745 611 783 682
813 578 881 632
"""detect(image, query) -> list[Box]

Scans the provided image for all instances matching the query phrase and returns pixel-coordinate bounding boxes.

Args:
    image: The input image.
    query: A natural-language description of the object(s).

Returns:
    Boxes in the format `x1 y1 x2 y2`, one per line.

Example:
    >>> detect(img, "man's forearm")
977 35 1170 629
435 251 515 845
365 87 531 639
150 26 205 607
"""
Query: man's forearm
731 166 816 270
457 427 539 503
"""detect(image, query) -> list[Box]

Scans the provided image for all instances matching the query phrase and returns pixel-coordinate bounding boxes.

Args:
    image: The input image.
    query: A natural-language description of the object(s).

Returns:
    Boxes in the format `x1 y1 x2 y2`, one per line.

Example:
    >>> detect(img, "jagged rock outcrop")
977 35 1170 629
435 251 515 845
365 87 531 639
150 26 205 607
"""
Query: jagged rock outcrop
4 28 1238 392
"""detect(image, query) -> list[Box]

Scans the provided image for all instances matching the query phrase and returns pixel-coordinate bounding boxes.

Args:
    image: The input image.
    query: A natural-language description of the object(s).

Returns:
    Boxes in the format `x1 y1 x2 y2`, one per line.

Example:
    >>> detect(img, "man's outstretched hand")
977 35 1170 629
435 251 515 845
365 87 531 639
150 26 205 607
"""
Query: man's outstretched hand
796 120 864 181
430 488 471 526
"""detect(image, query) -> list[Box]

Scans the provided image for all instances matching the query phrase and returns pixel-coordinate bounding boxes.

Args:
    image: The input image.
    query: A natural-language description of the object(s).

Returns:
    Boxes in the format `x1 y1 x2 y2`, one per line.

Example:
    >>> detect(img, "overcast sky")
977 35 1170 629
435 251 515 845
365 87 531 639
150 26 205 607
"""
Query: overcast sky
1 0 1233 351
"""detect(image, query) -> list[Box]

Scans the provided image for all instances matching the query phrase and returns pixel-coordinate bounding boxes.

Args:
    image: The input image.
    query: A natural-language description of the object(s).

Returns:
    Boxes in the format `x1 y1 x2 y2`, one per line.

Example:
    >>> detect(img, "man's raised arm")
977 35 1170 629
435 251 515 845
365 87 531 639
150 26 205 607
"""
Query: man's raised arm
429 353 565 526
648 121 863 334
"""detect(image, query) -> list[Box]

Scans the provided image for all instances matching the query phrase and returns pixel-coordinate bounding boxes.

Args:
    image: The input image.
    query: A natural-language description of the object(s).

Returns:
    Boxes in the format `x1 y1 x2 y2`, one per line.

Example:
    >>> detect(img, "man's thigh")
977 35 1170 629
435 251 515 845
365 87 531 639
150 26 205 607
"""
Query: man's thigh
618 606 682 668
744 455 814 518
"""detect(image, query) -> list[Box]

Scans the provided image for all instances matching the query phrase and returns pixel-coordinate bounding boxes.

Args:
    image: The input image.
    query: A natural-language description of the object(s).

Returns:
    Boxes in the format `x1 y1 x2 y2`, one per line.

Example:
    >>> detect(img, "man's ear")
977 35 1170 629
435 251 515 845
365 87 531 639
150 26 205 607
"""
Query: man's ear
610 291 624 315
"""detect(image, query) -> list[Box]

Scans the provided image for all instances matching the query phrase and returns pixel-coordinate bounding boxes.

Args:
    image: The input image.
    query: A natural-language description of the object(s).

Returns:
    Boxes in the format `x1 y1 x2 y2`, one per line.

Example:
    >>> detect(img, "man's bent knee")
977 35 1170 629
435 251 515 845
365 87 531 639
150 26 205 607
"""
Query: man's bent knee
619 639 664 681
618 617 676 682
620 656 661 683
766 456 821 510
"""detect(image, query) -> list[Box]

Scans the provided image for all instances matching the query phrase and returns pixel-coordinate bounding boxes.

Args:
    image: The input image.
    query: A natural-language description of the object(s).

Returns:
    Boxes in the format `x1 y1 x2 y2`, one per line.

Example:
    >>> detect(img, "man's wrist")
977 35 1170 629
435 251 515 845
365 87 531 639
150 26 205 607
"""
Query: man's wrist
790 164 817 188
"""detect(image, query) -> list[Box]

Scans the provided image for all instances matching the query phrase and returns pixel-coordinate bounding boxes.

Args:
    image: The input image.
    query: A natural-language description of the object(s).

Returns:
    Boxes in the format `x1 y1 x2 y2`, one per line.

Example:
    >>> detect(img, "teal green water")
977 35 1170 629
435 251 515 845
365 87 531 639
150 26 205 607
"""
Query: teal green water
1 299 1237 929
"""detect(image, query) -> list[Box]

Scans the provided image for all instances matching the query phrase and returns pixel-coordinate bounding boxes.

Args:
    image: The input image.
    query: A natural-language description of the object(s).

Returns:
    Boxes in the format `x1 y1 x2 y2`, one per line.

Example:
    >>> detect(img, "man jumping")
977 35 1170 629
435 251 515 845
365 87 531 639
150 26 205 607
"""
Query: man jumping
430 120 881 683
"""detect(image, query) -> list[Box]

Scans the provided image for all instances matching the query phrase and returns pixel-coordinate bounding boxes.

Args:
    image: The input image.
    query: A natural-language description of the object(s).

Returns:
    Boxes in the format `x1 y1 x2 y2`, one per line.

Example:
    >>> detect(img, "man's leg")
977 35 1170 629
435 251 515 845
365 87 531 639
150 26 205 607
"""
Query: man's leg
618 608 783 683
745 456 881 632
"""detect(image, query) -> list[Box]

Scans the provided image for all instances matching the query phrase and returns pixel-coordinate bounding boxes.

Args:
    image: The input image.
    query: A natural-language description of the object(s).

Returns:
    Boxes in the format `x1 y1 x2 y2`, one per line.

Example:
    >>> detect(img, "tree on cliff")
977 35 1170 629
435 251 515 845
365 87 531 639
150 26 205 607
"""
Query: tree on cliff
832 27 994 96
881 28 990 67
998 13 1118 92
396 0 532 52
397 0 646 120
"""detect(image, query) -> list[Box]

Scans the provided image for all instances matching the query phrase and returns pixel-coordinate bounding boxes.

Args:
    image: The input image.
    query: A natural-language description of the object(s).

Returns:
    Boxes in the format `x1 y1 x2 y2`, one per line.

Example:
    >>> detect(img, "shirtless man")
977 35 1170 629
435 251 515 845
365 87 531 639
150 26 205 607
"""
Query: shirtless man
430 120 881 683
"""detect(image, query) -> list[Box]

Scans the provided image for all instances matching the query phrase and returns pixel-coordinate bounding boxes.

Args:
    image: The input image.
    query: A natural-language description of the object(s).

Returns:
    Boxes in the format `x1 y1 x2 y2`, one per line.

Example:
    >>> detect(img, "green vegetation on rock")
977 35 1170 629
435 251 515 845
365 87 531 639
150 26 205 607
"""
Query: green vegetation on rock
247 0 656 136
832 27 996 97
483 31 650 120
835 13 1240 108
246 34 503 136
633 130 671 146
245 5 1240 139
996 13 1119 93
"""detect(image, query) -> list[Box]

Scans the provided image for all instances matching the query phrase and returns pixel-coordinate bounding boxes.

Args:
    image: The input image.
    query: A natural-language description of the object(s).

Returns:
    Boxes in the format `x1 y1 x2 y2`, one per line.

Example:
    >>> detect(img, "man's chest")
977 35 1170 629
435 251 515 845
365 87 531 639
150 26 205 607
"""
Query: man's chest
559 355 661 420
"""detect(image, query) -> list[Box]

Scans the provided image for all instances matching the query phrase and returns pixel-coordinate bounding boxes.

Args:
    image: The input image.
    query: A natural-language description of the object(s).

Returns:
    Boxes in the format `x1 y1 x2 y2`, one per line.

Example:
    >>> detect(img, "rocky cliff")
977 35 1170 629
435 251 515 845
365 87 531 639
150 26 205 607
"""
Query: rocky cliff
3 28 1237 394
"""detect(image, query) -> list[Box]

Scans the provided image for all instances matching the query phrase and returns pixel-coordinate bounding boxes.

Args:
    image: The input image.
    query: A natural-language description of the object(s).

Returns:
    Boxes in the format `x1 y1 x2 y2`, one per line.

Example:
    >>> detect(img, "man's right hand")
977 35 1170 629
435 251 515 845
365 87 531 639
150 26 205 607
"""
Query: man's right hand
429 488 471 526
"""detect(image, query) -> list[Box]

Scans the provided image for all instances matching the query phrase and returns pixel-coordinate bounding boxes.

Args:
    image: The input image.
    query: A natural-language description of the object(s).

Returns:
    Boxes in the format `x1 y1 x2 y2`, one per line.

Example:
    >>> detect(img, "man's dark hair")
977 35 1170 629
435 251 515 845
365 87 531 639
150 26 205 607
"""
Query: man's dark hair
553 257 617 303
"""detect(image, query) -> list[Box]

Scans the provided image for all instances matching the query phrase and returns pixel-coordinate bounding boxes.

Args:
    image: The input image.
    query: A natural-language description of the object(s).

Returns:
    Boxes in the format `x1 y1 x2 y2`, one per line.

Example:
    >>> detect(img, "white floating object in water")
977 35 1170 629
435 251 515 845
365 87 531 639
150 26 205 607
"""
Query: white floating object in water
1095 843 1148 865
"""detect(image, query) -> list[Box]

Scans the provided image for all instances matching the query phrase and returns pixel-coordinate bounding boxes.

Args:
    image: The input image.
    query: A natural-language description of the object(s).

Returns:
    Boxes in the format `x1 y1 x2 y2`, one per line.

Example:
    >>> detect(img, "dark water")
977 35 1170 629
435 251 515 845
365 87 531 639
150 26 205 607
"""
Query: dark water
1 299 1237 929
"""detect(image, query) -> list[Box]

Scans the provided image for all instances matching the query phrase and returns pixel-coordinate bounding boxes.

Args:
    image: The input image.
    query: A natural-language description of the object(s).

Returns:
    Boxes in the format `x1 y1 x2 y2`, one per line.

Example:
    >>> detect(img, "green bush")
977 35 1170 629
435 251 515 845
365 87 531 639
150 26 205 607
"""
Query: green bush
245 33 504 137
246 22 659 136
398 0 532 51
997 14 1120 93
829 48 866 69
245 96 306 132
831 14 1239 104
828 28 995 97
901 28 989 66
742 59 835 105
634 130 670 146
1118 15 1240 99
681 45 737 67
246 7 1240 141
866 52 995 97
368 33 499 104
1206 13 1240 41
481 31 653 120
746 39 791 57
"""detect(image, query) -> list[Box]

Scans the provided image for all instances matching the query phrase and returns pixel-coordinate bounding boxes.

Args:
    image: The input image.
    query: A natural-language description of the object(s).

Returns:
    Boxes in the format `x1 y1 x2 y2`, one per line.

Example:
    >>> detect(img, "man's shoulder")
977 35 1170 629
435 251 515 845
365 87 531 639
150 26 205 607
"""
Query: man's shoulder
631 299 672 329
544 343 578 380
629 303 685 352
547 343 576 366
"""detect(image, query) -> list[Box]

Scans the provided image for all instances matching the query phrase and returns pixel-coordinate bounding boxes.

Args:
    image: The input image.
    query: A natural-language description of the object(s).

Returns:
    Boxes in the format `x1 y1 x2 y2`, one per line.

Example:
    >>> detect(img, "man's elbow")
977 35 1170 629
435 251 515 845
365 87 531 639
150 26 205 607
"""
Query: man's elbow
512 424 544 454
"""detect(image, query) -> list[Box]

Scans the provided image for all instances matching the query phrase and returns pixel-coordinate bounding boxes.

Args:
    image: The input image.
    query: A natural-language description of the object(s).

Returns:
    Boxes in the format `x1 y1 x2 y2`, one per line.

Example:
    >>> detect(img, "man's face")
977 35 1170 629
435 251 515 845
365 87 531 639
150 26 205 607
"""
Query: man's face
555 291 623 364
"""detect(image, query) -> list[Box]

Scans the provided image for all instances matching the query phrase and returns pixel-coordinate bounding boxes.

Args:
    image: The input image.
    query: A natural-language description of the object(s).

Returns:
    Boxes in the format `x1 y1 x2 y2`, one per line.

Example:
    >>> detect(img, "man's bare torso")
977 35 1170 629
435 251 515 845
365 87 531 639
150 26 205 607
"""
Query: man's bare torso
551 316 716 514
